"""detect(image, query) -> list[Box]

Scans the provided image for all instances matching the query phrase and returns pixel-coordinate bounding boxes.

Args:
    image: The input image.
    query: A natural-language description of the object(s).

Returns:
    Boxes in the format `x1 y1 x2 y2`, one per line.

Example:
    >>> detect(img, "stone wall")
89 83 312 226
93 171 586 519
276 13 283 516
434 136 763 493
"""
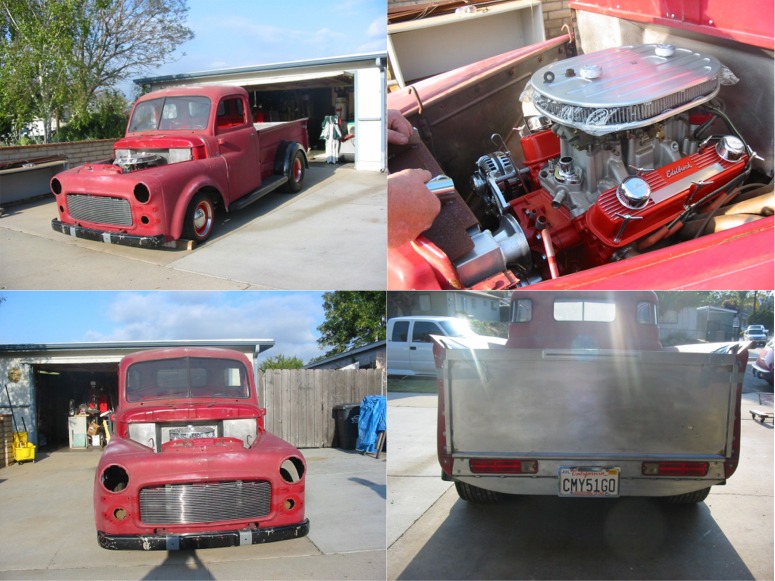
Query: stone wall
0 139 117 169
542 0 573 40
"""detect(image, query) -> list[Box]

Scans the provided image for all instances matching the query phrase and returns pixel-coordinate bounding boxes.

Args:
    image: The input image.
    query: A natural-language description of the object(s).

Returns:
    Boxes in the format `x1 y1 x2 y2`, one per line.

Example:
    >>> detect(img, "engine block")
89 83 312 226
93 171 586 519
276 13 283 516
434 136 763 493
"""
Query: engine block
456 44 752 285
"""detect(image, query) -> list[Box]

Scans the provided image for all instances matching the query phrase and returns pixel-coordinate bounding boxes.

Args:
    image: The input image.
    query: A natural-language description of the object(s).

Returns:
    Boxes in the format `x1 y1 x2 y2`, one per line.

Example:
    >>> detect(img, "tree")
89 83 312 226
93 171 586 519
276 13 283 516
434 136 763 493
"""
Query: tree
68 0 194 123
317 292 386 357
0 0 193 143
259 354 305 371
0 0 79 143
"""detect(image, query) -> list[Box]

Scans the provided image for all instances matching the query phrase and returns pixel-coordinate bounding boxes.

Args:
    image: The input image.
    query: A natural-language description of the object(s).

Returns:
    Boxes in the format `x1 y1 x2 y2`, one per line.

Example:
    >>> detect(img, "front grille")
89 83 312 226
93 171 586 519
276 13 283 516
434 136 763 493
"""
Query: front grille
67 194 132 226
140 480 271 524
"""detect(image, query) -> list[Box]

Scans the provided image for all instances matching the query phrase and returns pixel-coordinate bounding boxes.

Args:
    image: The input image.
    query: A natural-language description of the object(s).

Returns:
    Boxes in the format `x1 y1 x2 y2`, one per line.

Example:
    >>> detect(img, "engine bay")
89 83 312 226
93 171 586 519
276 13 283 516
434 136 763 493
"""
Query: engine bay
390 43 773 289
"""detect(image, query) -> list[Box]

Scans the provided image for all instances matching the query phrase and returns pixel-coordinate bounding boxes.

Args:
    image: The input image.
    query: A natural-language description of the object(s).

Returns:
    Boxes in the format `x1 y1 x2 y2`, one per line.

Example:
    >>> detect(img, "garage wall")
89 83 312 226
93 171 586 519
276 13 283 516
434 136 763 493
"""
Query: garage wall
354 68 386 172
262 368 385 448
0 359 34 444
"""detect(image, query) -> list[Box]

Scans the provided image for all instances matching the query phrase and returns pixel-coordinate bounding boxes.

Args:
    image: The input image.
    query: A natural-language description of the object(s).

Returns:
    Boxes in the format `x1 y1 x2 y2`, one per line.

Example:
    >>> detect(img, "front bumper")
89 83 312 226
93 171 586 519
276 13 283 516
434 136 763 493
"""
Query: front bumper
752 362 774 382
98 519 310 550
52 219 166 248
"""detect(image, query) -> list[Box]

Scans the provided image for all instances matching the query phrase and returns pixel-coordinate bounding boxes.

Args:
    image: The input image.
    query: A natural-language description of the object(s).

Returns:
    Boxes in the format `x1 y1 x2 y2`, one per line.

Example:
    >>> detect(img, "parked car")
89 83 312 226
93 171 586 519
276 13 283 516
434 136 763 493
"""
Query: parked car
744 325 769 346
387 316 503 376
752 339 774 384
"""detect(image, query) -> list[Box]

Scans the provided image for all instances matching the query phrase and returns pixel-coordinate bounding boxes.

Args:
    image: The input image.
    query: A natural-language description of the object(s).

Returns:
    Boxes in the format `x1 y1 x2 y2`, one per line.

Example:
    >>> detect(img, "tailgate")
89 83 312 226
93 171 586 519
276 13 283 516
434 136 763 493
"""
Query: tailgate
442 348 738 458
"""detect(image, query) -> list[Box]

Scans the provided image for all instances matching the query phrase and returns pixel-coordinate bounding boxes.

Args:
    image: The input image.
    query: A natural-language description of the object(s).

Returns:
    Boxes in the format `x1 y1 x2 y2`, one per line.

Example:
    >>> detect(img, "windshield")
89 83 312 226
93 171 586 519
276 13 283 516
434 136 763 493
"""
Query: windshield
128 96 211 132
126 356 250 402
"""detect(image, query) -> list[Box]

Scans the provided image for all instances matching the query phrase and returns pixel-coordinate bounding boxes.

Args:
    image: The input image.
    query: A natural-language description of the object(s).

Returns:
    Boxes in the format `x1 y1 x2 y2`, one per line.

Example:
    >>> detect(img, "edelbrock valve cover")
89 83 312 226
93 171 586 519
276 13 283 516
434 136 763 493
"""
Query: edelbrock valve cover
527 44 722 136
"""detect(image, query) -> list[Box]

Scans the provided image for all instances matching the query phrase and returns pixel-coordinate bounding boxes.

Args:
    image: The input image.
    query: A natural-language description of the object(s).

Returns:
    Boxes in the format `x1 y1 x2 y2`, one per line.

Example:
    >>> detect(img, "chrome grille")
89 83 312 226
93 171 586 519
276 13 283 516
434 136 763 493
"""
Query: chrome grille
140 481 271 524
66 194 132 226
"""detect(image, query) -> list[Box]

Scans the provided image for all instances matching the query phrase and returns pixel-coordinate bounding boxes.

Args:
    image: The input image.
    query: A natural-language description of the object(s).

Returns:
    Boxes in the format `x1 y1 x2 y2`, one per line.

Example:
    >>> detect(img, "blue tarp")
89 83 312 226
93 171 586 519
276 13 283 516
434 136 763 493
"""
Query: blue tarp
356 395 386 453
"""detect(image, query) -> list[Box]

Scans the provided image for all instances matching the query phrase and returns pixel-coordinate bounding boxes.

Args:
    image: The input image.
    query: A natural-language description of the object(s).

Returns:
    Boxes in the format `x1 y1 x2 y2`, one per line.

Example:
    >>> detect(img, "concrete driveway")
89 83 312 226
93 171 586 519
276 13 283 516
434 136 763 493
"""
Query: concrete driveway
387 367 774 580
0 447 386 580
0 162 386 290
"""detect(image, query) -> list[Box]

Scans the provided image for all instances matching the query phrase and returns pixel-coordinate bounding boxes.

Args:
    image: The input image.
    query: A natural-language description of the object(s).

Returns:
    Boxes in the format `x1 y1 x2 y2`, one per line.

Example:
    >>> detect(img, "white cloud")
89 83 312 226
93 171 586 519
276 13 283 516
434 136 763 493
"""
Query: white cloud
84 292 326 364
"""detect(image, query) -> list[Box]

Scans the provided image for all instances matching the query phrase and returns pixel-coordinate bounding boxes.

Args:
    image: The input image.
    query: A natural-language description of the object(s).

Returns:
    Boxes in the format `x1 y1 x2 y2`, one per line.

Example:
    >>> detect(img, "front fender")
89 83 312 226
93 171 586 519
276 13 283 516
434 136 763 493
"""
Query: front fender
167 158 228 240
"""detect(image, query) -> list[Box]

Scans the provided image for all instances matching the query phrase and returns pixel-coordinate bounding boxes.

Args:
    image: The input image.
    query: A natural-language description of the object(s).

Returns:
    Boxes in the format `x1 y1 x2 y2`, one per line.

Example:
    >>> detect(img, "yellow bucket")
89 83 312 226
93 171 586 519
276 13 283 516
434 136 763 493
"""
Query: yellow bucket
12 432 36 463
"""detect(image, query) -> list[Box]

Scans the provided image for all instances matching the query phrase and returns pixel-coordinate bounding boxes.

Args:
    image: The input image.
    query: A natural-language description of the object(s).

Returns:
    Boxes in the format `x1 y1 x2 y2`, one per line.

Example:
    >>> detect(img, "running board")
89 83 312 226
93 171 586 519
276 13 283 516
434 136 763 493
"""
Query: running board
230 175 288 211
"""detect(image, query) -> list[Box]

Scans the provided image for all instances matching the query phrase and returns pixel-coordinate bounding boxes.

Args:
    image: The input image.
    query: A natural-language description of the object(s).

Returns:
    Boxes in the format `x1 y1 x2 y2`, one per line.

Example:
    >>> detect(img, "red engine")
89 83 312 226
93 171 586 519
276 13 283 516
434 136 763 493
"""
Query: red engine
391 44 758 289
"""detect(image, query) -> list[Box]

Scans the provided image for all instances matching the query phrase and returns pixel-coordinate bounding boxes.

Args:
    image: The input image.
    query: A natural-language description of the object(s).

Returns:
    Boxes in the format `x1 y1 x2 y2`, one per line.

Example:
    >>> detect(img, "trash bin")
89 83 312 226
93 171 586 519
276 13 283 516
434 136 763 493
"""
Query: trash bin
333 404 360 450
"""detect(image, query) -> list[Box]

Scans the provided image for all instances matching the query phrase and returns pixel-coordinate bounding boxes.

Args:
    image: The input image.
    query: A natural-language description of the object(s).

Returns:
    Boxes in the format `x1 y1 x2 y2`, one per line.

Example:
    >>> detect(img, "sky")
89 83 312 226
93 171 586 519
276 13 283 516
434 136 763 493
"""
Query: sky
124 0 386 92
0 291 329 365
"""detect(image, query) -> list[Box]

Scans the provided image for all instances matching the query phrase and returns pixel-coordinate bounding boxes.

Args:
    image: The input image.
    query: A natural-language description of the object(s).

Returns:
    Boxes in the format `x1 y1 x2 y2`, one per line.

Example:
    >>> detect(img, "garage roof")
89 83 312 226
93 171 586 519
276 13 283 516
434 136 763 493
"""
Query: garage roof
0 340 274 364
135 52 387 91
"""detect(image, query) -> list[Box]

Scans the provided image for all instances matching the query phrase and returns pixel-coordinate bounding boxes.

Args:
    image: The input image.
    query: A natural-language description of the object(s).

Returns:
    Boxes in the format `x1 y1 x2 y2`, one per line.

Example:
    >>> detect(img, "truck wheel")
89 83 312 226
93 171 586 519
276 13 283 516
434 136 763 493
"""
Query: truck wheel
664 487 711 504
281 149 305 193
455 481 502 504
183 192 215 242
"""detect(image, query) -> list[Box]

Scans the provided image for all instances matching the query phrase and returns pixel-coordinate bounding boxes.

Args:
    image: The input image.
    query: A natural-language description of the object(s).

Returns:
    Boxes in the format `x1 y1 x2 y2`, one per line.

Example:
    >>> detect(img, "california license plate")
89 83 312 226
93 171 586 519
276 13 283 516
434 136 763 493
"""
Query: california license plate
559 467 620 497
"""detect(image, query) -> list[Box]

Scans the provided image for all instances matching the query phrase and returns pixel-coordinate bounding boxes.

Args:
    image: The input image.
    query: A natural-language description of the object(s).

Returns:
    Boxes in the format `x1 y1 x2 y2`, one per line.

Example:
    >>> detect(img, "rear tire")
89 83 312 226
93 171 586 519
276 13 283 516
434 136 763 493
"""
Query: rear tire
455 481 502 504
664 487 711 504
281 149 305 193
182 192 215 243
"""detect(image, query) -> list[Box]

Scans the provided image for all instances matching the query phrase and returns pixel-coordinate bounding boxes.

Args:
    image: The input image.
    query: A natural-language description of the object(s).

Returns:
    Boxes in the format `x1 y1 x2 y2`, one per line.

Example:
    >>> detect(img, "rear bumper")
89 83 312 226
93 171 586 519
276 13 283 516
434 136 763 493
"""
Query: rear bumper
52 219 166 248
98 519 309 550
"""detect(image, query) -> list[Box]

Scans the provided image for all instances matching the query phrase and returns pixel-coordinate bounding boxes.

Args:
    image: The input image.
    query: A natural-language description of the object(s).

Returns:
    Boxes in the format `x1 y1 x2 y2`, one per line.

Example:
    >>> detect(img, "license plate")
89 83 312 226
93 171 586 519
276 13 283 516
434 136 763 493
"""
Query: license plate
559 467 620 497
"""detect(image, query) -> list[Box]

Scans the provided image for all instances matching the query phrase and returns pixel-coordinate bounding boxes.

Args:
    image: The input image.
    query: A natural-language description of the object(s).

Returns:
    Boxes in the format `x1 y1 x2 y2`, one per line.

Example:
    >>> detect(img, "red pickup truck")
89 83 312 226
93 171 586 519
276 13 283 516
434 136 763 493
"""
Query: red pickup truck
51 85 309 247
94 347 308 550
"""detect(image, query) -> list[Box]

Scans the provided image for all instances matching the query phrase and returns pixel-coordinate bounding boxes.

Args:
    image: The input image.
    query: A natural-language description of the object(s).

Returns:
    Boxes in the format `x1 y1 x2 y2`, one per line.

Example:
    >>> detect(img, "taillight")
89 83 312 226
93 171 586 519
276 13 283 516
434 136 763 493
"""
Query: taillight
641 461 709 476
469 459 538 474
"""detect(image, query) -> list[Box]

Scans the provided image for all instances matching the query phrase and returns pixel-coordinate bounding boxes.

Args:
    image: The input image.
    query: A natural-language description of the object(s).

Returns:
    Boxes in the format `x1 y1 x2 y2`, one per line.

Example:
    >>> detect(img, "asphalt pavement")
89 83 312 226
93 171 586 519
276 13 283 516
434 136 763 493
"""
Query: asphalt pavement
0 162 386 290
387 356 774 580
0 447 386 580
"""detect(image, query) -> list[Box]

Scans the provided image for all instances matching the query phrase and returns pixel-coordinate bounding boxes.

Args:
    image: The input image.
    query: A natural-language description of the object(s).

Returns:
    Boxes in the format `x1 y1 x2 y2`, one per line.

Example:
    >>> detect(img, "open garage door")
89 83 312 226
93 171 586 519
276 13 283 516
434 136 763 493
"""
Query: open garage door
33 362 118 449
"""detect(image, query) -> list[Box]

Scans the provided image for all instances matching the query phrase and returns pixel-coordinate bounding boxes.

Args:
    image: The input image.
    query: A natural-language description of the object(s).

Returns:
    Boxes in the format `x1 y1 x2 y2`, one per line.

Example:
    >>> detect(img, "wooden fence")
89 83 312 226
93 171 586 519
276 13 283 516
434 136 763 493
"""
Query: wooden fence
261 368 385 448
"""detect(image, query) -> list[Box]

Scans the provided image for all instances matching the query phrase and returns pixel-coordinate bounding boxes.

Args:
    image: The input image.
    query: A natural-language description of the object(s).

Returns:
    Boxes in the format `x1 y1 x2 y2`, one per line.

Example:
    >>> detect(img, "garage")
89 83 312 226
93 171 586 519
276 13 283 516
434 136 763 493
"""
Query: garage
0 341 267 451
135 52 387 171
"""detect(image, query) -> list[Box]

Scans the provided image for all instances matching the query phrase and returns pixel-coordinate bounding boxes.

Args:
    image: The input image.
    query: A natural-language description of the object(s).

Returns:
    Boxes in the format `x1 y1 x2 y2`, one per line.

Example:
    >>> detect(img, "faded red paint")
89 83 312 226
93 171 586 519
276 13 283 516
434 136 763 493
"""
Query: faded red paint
94 347 307 549
51 86 309 246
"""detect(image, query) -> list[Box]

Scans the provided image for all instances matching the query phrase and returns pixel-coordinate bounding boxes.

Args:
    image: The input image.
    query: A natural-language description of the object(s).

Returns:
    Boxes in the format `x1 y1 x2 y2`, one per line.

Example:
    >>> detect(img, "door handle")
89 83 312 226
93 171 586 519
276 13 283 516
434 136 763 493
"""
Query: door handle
409 346 417 350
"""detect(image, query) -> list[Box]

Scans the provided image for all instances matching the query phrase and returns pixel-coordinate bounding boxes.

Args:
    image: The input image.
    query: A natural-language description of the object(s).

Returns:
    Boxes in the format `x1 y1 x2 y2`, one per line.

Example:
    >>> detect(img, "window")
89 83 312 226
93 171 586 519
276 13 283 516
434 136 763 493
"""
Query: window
128 96 211 132
216 96 246 131
126 357 250 402
418 294 432 312
636 301 658 324
412 321 443 343
511 299 533 322
554 300 616 322
391 320 409 342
